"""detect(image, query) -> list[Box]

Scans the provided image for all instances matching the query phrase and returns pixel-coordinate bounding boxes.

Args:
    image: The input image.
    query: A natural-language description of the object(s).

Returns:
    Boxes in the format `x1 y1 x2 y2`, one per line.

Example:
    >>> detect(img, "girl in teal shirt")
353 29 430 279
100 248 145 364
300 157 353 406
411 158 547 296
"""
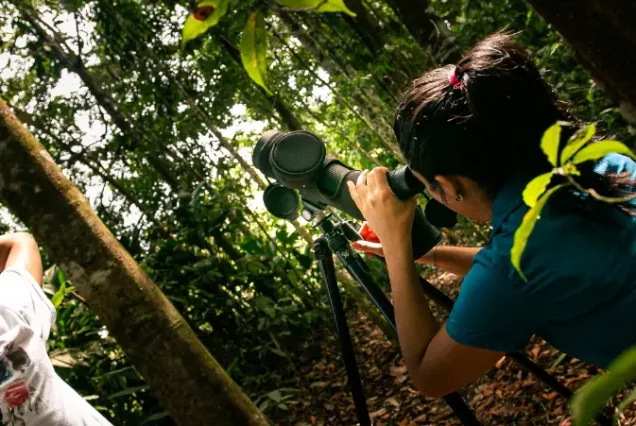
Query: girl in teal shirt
347 32 636 398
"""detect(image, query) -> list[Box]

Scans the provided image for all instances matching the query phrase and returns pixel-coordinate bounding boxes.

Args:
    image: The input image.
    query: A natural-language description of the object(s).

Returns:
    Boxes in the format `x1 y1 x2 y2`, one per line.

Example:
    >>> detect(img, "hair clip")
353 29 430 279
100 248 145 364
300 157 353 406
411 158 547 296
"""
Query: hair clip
448 66 465 90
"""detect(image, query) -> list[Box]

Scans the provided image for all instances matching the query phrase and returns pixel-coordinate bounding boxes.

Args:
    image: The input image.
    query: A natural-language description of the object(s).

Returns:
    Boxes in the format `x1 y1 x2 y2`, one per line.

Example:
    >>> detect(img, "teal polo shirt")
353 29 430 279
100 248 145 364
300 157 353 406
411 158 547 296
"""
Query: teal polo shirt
446 154 636 368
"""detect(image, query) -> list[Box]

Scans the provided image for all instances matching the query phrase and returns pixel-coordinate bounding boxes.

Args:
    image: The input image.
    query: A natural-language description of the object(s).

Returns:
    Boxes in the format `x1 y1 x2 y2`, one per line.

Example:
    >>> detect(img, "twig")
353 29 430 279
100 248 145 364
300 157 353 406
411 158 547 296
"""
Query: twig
74 11 83 58
566 175 636 204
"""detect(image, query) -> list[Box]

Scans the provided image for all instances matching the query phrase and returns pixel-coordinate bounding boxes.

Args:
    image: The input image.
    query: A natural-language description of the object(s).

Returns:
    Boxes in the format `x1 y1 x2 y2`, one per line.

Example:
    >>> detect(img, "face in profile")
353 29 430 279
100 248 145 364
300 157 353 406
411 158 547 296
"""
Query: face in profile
413 171 493 223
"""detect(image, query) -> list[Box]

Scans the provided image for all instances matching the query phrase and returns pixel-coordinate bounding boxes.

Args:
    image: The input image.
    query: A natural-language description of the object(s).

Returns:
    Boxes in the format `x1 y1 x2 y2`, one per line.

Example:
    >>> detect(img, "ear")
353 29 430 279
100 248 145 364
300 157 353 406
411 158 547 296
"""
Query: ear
434 175 463 200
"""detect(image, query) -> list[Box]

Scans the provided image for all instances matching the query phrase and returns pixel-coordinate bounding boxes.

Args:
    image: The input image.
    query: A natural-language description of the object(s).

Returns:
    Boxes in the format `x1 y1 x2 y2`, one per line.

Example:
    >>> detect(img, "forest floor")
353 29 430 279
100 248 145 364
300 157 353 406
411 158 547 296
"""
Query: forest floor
272 269 636 426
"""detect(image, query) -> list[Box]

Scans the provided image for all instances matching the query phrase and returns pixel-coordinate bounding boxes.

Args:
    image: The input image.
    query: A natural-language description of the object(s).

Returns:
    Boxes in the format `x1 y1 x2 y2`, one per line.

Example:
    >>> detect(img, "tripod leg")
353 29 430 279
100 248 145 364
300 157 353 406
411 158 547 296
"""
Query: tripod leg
337 251 482 425
314 238 371 426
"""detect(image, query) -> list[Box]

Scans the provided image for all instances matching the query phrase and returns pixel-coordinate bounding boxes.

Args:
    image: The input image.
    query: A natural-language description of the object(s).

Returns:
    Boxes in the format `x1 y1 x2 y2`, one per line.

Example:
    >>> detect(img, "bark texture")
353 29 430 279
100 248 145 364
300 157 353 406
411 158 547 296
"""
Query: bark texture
0 98 268 426
527 0 636 123
385 0 460 63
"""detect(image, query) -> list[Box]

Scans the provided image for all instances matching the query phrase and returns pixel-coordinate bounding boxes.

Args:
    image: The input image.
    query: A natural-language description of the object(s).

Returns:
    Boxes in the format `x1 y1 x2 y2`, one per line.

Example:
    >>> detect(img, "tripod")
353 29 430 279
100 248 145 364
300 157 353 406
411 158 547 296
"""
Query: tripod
310 209 611 426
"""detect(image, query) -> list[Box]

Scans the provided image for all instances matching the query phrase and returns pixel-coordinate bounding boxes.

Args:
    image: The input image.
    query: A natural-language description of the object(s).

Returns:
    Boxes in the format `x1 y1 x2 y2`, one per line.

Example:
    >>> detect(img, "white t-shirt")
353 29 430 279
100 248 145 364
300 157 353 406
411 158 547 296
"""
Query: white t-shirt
0 267 113 425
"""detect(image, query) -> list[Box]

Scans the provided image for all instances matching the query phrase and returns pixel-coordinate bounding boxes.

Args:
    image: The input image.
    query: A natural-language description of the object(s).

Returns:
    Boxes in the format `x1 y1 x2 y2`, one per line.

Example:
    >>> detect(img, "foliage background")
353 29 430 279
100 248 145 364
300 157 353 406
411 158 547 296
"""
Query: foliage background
0 0 634 424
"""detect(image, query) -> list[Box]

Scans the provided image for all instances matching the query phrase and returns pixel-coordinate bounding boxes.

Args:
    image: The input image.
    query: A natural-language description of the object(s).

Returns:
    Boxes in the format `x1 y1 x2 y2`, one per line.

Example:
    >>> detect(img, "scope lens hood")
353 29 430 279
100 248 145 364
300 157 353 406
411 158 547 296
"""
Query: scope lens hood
270 131 326 187
253 130 284 178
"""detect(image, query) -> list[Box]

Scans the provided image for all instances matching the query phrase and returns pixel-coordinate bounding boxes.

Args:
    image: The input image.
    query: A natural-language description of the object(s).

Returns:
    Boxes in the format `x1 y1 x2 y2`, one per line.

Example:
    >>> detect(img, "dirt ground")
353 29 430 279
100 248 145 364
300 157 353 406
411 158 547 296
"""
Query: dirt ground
274 269 636 426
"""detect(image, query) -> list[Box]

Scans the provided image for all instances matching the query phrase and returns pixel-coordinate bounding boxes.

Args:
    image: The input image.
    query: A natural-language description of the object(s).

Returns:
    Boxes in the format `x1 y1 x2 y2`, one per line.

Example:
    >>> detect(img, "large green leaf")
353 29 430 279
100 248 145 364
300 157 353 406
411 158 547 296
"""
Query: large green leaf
572 345 636 426
181 0 231 48
560 123 596 164
511 183 568 281
571 140 636 165
240 11 272 95
275 0 356 16
522 172 553 207
541 123 561 167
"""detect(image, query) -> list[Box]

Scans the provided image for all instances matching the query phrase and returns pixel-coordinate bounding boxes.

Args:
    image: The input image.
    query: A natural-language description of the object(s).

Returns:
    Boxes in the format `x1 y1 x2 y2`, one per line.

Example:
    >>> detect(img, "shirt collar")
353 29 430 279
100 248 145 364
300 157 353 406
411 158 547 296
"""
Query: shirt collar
490 169 537 235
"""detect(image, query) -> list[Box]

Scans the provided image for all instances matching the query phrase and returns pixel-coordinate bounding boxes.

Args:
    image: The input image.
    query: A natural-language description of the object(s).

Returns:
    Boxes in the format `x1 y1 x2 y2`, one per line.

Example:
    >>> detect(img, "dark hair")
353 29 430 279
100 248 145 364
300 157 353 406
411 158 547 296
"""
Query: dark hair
394 32 635 213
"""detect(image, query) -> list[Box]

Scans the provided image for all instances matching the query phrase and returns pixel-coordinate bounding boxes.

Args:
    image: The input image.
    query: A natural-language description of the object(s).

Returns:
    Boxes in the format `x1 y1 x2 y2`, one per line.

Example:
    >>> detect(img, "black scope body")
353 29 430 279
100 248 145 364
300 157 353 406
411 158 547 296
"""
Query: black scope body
253 130 456 258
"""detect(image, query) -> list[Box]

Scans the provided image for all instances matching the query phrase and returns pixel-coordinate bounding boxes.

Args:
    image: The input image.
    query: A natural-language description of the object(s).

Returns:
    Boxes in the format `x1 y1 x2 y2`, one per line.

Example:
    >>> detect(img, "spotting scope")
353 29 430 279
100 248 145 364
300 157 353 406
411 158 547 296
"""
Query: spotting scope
252 130 457 258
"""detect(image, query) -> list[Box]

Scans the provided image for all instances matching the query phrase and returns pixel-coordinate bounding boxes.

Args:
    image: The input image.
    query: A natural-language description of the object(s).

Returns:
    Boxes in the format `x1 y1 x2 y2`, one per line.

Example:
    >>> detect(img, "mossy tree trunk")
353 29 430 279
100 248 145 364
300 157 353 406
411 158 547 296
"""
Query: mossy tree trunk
0 98 269 426
527 0 636 123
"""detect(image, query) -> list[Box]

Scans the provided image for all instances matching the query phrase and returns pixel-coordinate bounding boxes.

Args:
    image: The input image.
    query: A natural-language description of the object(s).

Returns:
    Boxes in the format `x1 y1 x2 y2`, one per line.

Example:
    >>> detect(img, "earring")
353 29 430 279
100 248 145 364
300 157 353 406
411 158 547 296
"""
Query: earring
455 194 463 202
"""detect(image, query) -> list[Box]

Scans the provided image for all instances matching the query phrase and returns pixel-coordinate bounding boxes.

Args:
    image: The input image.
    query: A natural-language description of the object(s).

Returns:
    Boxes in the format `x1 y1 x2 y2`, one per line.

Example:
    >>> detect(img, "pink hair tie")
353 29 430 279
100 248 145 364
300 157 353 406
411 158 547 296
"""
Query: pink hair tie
448 66 465 90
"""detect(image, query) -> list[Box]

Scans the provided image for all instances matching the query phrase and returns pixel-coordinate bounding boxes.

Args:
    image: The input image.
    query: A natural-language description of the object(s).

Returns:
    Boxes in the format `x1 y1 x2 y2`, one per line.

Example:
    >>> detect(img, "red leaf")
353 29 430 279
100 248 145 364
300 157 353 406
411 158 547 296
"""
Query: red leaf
193 5 214 21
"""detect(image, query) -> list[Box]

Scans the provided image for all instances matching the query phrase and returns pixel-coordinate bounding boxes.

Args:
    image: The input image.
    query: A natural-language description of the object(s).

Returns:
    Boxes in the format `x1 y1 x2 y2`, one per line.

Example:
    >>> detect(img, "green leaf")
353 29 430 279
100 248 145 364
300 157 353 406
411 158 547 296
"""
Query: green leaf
181 0 231 48
93 366 137 381
108 385 150 399
51 273 67 308
140 412 170 425
522 173 553 207
240 11 272 95
252 295 274 311
560 124 596 164
267 390 282 403
540 123 561 167
275 0 356 16
572 345 636 426
57 269 67 287
511 183 568 281
571 140 636 165
270 348 288 358
549 353 567 370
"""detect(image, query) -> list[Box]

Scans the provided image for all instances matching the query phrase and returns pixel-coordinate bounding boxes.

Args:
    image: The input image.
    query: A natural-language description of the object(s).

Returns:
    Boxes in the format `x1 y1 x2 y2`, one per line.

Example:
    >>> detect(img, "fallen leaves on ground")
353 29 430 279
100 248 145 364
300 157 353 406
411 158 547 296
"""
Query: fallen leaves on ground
270 269 636 425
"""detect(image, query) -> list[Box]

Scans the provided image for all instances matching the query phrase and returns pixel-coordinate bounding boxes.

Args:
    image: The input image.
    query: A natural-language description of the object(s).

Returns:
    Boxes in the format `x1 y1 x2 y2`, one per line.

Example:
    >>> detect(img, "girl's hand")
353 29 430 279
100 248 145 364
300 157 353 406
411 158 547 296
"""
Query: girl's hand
347 168 417 251
351 240 384 257
352 222 384 257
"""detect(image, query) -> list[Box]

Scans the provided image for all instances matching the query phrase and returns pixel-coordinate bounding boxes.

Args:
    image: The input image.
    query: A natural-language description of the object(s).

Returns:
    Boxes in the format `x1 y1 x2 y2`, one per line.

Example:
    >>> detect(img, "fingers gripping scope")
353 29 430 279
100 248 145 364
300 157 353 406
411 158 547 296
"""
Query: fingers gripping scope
252 130 457 258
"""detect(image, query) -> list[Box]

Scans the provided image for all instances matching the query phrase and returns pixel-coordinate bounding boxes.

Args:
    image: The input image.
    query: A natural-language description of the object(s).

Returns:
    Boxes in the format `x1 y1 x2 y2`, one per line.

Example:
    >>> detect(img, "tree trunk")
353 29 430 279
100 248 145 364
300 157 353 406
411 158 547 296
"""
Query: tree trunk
342 0 410 91
343 0 385 53
0 98 268 426
385 0 460 64
526 0 636 123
